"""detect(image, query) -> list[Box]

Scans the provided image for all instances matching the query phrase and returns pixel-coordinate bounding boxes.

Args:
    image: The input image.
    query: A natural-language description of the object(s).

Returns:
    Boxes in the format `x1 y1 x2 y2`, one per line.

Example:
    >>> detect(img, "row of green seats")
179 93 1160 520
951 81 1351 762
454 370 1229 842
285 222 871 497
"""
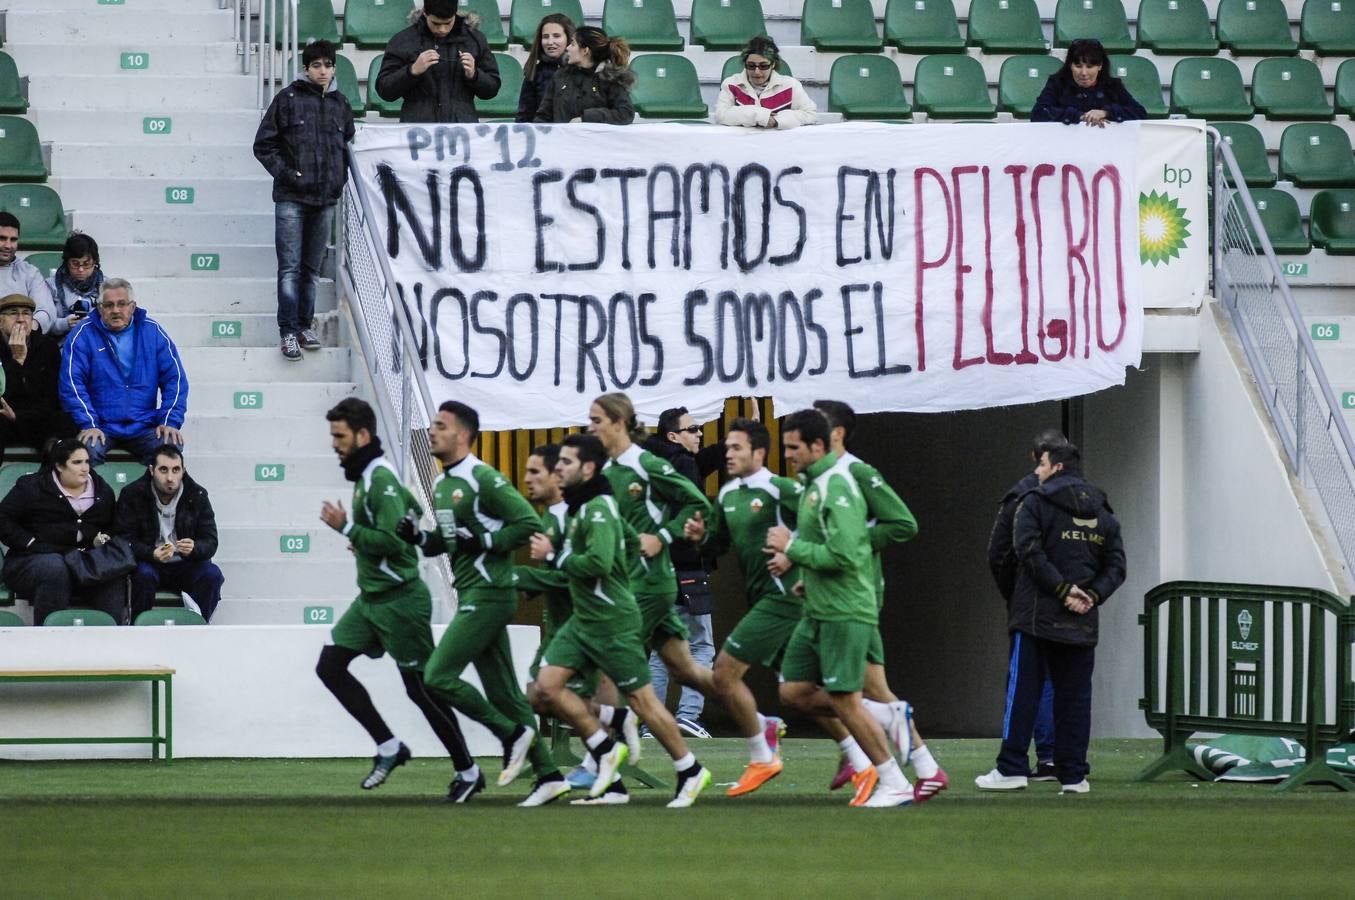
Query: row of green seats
0 608 208 627
1239 187 1355 254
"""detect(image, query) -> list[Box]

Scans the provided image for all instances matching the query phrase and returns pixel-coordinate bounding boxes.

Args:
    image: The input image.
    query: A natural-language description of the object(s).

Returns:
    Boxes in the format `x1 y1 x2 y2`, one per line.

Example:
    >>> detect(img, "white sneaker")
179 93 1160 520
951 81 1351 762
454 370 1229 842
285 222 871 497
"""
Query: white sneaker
617 711 642 763
497 725 537 787
571 787 630 806
887 701 913 761
975 768 1028 791
1060 780 1090 794
517 778 571 807
589 743 628 798
863 784 914 808
667 765 712 808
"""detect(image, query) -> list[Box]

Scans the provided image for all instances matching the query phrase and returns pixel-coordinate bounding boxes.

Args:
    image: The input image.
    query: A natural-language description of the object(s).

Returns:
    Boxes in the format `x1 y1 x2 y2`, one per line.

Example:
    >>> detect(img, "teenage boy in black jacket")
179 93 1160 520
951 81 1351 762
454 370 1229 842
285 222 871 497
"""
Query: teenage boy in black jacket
375 0 500 124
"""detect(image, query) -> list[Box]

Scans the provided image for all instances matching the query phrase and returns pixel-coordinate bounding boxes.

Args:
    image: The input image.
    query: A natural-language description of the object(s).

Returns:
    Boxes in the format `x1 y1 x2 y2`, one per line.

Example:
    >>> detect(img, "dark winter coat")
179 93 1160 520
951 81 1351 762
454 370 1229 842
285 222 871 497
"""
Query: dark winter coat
1008 470 1126 647
0 468 116 555
516 56 563 123
375 14 500 123
253 77 356 206
641 435 706 571
534 62 635 124
1 329 65 419
1031 73 1147 124
988 471 1039 602
115 471 219 564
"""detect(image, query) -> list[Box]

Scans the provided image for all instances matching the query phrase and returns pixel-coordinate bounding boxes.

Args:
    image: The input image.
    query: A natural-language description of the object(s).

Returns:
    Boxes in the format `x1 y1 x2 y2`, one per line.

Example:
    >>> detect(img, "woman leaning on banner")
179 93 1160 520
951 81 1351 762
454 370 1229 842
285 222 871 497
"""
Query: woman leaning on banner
533 25 635 125
516 13 574 123
1031 38 1146 128
714 35 816 130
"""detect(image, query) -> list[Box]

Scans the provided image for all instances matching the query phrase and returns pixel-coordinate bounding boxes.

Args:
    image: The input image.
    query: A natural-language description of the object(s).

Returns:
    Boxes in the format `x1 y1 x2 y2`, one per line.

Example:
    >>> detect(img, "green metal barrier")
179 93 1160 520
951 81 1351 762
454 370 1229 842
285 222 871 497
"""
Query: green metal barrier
1137 580 1355 792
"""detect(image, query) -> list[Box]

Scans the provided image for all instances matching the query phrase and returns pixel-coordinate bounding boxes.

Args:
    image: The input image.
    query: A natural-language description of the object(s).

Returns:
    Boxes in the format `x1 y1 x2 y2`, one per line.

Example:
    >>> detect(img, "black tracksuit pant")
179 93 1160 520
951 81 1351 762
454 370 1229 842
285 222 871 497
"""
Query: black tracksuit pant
997 630 1095 785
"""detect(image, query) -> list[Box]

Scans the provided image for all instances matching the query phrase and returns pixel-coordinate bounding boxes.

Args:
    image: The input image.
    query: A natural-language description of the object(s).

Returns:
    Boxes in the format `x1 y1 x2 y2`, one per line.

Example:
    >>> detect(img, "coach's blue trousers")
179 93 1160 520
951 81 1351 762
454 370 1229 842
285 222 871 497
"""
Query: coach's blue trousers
996 631 1095 785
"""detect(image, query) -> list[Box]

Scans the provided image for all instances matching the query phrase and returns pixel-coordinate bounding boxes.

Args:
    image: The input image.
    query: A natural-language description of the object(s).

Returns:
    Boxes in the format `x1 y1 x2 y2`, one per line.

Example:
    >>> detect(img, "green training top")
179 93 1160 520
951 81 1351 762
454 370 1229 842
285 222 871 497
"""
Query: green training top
784 452 877 625
515 501 573 635
603 443 711 597
423 453 540 594
707 467 803 617
841 451 919 609
342 456 424 600
549 493 642 636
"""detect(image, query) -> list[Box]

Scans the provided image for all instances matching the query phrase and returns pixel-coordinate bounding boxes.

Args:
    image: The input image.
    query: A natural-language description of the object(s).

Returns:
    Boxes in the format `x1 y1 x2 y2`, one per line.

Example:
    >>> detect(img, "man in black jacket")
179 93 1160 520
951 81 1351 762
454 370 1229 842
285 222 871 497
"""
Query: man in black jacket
977 443 1125 794
0 292 76 464
375 0 500 124
116 445 224 621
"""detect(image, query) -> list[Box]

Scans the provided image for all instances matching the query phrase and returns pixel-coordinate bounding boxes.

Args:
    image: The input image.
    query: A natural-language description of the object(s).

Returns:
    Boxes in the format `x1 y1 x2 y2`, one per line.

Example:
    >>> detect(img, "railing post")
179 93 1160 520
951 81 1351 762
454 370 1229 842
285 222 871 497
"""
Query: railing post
1296 345 1307 482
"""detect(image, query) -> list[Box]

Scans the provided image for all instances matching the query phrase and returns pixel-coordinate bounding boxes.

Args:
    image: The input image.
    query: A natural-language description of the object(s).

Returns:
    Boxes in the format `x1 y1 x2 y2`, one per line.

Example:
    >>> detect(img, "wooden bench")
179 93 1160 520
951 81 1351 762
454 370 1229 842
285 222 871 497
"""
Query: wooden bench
0 667 175 761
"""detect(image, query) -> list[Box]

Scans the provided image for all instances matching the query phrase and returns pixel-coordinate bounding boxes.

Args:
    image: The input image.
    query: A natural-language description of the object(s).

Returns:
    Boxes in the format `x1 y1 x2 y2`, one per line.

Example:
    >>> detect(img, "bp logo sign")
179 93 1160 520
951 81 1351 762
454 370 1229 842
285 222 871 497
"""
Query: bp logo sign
1139 190 1191 266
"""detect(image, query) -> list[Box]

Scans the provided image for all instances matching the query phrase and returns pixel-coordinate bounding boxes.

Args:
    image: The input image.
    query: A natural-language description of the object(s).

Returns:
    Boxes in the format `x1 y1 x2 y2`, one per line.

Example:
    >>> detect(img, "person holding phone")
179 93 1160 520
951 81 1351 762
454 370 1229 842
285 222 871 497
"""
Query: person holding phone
0 293 76 466
45 232 104 341
375 0 501 124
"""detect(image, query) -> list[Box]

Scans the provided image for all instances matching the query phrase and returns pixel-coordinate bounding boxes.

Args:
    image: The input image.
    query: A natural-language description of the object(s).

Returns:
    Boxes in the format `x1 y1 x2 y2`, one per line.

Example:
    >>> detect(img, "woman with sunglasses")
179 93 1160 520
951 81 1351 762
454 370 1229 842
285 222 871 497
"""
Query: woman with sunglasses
714 35 816 130
1031 38 1146 127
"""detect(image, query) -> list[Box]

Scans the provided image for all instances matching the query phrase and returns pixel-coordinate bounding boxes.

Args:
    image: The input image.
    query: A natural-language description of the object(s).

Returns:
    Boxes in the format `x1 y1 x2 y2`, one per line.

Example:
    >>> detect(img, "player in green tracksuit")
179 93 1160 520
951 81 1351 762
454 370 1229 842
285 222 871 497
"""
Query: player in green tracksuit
314 398 477 795
515 444 573 682
531 433 713 808
397 401 567 807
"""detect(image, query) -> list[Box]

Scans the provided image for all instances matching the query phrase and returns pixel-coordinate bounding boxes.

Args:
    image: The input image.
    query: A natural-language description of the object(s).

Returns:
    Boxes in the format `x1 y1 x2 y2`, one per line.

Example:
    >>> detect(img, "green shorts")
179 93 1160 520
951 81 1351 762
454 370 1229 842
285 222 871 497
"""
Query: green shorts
540 617 652 693
529 619 596 696
330 580 434 670
779 616 873 693
637 590 689 649
867 627 885 666
723 600 801 669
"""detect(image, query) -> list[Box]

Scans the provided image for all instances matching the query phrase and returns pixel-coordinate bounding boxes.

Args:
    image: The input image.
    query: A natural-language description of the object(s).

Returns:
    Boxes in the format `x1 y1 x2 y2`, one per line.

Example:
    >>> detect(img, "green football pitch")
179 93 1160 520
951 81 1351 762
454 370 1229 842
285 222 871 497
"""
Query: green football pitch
3 738 1351 897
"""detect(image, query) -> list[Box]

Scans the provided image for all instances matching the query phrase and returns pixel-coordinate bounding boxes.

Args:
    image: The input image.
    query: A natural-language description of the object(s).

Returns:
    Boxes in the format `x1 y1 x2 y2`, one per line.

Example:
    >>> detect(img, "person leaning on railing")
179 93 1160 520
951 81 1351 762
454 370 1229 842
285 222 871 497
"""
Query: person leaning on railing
1031 38 1146 128
714 35 816 130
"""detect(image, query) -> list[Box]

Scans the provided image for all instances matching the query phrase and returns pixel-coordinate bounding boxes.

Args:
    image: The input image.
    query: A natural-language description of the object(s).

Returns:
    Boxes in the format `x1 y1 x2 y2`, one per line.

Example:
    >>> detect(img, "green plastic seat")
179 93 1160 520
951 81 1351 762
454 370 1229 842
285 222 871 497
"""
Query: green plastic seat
21 251 61 278
101 461 145 497
997 54 1061 116
1338 59 1355 116
801 0 884 50
1107 54 1167 118
0 185 66 250
966 0 1048 53
1250 57 1332 121
1169 57 1254 120
1215 0 1299 55
1309 189 1355 254
510 0 586 46
0 52 28 114
721 54 791 80
461 0 509 49
630 54 708 118
1211 121 1277 187
1300 0 1355 54
342 0 415 49
0 116 46 183
0 460 38 497
603 0 684 49
1135 0 1219 54
1235 188 1311 254
884 0 965 52
267 0 342 48
334 54 366 116
689 0 768 50
913 53 996 119
0 609 24 626
43 608 119 627
475 54 524 118
135 608 209 626
828 54 911 119
366 54 404 117
1053 0 1135 52
1279 123 1355 187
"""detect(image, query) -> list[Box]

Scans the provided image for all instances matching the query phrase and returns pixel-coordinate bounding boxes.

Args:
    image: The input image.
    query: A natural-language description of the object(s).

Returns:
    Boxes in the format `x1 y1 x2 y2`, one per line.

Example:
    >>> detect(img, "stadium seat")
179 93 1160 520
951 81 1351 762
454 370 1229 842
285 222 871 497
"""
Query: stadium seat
689 0 768 50
1134 0 1219 54
630 55 708 118
0 609 23 627
1169 58 1253 119
1053 0 1135 53
475 54 524 118
334 55 366 116
102 461 146 497
462 0 509 48
22 251 61 278
800 0 884 51
267 0 341 48
366 55 403 117
721 55 791 80
0 461 37 496
997 54 1062 117
0 185 67 250
43 608 119 626
135 608 209 626
1211 121 1276 187
1309 189 1355 254
828 55 911 120
1236 188 1310 254
0 52 28 114
884 0 966 53
1107 55 1167 118
1278 123 1355 187
966 0 1048 53
1300 0 1355 54
0 116 47 183
603 0 684 49
1334 59 1355 117
1250 58 1332 121
342 0 415 49
1215 0 1299 55
913 54 996 119
510 0 586 46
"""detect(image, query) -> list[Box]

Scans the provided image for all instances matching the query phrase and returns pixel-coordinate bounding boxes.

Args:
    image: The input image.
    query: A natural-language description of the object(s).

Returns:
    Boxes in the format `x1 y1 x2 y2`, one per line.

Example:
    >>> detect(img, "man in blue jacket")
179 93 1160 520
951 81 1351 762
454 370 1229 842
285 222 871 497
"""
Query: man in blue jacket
59 277 188 466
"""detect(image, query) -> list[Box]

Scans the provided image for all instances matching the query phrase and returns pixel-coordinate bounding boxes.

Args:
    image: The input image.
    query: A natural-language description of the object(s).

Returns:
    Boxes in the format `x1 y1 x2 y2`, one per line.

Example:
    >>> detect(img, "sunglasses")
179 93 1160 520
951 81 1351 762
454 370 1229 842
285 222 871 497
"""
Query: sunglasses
744 61 774 71
676 425 702 434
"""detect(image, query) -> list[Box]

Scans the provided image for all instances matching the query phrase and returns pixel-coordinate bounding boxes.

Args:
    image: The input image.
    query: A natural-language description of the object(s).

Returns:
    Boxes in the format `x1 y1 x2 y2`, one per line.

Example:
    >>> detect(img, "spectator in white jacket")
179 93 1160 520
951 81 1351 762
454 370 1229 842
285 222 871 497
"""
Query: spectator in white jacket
713 36 816 130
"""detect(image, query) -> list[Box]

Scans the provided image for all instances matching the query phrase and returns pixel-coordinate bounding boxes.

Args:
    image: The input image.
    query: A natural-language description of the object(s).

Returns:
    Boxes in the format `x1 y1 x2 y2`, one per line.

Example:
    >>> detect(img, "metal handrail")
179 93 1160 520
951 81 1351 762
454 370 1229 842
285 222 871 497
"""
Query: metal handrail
251 0 299 110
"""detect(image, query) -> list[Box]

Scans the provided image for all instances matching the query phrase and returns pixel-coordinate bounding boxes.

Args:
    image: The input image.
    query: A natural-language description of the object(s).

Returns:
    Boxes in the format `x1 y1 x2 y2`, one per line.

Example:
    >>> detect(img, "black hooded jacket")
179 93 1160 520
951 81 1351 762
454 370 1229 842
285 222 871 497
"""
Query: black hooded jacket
988 471 1039 602
1008 470 1126 647
115 471 219 564
0 468 116 555
516 56 563 123
375 14 500 123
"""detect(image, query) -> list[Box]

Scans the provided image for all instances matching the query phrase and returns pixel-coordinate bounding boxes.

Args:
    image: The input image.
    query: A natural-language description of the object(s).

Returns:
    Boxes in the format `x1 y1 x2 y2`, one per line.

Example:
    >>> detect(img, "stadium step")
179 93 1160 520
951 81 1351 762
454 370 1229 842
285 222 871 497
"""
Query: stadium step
157 312 340 348
5 9 236 44
214 526 355 561
182 348 353 384
193 484 355 526
123 277 336 315
211 597 358 626
34 109 263 146
189 414 355 454
74 211 273 245
27 75 257 110
51 142 262 179
184 451 352 487
215 558 359 600
50 176 273 212
6 42 244 77
92 244 311 279
190 382 359 417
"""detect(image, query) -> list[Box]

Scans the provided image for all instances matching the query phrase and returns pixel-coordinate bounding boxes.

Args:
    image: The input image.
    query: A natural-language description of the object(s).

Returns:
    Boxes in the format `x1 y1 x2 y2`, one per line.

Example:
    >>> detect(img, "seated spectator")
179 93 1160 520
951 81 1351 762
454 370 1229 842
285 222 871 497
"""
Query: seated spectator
0 211 58 335
116 445 223 622
59 277 188 467
45 232 104 341
0 293 77 465
1031 38 1146 127
0 438 124 625
374 0 501 124
516 13 574 123
714 36 817 130
534 26 635 124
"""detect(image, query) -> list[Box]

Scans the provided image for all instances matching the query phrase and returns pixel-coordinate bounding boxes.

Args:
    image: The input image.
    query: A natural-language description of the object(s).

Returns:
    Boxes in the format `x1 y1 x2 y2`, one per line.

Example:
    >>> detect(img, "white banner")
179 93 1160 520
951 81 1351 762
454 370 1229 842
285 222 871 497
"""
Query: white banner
352 121 1154 430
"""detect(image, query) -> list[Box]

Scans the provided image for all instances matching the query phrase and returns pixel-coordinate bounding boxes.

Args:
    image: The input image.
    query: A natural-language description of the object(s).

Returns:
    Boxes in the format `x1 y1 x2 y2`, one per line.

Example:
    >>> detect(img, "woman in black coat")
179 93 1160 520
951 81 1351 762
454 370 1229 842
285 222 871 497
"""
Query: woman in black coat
0 439 124 625
1031 38 1147 127
516 13 574 123
534 25 635 125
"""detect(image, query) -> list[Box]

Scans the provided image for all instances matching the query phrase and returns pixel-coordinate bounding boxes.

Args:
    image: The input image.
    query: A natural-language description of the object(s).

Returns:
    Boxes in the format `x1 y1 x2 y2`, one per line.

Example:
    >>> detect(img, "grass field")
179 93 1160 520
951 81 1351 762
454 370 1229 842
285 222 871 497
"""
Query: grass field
3 737 1352 898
